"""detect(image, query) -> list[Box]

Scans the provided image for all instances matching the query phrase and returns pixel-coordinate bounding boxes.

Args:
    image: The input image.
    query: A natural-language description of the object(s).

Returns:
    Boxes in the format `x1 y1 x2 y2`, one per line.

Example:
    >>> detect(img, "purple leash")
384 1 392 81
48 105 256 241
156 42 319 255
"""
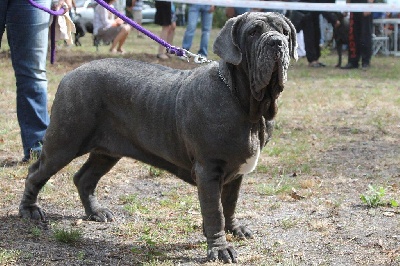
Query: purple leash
94 0 212 63
94 0 185 57
27 0 66 64
28 0 211 63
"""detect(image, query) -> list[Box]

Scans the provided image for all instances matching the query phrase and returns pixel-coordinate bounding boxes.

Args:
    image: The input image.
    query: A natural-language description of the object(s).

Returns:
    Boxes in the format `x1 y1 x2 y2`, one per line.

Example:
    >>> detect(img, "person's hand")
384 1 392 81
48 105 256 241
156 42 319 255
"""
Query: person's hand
209 5 215 13
54 0 73 14
114 18 124 26
334 20 341 28
363 12 371 17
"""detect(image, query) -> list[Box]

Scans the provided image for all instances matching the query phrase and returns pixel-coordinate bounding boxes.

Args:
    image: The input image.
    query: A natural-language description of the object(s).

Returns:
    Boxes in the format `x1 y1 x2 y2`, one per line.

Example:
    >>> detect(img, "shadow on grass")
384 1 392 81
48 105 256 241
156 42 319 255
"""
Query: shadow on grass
0 214 208 265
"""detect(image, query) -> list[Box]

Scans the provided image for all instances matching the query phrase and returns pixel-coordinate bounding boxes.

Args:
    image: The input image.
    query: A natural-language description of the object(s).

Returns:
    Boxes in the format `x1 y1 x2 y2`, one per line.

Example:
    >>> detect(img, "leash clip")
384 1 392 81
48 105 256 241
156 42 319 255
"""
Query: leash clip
182 49 212 64
194 55 211 64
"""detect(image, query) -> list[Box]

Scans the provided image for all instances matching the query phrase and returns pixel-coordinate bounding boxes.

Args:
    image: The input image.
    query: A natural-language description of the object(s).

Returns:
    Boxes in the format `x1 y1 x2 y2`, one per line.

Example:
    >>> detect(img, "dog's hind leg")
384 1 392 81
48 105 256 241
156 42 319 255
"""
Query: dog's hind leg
222 175 253 239
19 149 78 221
73 152 120 222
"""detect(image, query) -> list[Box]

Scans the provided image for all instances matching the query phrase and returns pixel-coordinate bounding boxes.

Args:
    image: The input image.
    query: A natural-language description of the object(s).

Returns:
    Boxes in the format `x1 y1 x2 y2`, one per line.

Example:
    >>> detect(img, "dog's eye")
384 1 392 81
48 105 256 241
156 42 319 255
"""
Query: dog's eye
282 29 289 36
249 29 258 37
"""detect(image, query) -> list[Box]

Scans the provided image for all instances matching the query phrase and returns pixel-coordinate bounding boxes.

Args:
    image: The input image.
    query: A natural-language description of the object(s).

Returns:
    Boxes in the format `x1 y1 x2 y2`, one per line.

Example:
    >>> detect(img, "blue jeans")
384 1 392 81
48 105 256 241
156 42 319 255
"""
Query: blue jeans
0 0 51 160
182 4 213 57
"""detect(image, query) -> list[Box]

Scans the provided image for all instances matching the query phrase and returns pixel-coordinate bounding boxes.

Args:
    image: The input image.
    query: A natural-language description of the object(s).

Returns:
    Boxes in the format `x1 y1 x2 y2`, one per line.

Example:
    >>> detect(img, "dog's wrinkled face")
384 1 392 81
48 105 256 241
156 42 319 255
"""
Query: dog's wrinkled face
214 12 297 122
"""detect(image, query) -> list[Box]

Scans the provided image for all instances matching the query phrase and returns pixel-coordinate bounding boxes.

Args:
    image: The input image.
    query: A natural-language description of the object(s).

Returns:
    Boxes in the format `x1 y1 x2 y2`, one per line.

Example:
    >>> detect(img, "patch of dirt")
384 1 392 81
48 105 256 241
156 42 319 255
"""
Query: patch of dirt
0 51 399 266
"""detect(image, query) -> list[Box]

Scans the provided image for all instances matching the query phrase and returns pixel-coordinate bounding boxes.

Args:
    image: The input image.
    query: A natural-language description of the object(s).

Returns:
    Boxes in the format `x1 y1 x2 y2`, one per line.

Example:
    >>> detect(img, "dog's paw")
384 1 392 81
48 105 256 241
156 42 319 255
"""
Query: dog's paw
19 204 47 222
87 208 114 222
207 245 238 263
229 225 253 240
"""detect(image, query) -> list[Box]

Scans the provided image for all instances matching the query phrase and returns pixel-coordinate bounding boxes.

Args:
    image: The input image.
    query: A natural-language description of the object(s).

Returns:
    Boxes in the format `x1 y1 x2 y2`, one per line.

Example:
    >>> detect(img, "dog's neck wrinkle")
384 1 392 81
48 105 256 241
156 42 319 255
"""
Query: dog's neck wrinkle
219 62 254 122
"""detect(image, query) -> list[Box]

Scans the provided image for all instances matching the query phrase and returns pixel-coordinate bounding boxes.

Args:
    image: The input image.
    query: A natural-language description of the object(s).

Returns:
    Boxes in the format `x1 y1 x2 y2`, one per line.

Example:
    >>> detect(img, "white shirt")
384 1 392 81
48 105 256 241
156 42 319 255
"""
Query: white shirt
93 4 115 35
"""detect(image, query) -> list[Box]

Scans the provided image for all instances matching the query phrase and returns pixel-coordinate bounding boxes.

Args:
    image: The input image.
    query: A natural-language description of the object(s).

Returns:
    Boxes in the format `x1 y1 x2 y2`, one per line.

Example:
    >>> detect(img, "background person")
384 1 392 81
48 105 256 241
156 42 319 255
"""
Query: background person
298 0 340 67
225 6 250 18
126 0 144 38
181 4 215 58
155 0 176 60
94 0 131 54
341 0 375 69
0 0 72 162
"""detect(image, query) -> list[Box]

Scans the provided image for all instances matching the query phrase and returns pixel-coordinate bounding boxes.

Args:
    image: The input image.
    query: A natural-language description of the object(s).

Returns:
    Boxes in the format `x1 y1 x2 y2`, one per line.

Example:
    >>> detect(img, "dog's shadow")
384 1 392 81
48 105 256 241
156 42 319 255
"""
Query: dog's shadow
0 158 26 168
1 214 209 264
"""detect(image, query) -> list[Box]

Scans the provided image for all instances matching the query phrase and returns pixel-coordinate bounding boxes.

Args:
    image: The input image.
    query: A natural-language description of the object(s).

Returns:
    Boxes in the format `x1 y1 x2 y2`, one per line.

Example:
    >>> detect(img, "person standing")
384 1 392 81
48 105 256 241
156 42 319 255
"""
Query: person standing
0 0 71 162
298 0 340 67
181 4 215 57
155 0 176 60
126 0 144 38
94 0 131 54
341 0 374 70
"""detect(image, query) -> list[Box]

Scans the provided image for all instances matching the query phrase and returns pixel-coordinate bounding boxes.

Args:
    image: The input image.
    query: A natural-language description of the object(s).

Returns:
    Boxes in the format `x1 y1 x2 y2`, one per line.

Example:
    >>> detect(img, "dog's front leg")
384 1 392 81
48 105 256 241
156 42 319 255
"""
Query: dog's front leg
195 162 238 263
222 175 253 239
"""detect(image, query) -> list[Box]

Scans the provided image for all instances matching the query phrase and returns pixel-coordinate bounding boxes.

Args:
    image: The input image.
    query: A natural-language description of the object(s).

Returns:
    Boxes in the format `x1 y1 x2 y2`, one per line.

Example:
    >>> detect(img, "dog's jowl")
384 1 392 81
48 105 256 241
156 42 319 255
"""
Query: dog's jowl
19 12 297 263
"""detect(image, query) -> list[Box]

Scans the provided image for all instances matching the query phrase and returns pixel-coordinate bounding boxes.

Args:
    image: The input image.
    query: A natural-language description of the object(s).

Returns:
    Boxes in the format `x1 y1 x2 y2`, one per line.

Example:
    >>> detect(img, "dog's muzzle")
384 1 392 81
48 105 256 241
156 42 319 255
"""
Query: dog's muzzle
252 32 290 99
266 35 285 62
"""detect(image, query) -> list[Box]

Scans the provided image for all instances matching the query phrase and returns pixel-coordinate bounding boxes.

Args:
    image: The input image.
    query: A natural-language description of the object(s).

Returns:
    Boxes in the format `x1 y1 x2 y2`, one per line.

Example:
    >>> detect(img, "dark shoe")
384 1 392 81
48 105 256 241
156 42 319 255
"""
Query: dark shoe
361 63 370 70
20 157 30 164
341 63 358 69
309 62 323 68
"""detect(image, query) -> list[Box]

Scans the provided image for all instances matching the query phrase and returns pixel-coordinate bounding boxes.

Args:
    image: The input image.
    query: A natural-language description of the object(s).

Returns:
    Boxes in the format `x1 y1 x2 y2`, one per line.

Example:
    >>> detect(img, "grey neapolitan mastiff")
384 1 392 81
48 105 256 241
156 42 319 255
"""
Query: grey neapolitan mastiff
19 12 297 263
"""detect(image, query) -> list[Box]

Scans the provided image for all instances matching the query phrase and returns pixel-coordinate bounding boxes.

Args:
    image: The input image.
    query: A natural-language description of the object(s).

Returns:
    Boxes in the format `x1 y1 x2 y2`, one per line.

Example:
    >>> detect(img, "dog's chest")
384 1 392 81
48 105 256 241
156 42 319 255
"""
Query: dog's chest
237 146 260 175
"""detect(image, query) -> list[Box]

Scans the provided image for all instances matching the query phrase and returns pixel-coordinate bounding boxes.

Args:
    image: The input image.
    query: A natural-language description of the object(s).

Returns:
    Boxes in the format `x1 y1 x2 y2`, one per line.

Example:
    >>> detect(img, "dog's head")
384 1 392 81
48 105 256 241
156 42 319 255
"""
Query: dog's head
213 12 297 122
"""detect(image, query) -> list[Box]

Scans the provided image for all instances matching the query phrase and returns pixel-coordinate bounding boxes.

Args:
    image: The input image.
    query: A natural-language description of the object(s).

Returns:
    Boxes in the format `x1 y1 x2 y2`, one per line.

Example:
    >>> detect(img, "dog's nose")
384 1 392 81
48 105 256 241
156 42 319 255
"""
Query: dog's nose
267 37 283 48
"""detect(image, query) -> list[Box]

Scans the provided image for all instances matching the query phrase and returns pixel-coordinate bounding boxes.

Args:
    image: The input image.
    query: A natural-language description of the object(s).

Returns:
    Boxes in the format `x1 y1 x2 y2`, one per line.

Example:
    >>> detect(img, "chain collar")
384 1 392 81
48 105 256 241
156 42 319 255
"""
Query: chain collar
218 68 231 89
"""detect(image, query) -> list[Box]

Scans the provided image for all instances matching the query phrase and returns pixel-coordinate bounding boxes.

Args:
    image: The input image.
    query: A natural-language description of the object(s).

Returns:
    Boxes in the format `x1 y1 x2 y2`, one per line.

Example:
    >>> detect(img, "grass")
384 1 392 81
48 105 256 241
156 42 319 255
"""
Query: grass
0 248 20 265
53 227 83 244
360 184 399 208
120 194 150 215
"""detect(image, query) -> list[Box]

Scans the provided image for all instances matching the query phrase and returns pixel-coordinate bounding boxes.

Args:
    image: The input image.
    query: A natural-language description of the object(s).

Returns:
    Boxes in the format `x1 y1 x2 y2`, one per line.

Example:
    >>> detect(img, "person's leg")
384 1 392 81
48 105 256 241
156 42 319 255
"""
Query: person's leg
198 5 213 57
167 21 176 44
342 12 360 69
108 25 130 53
182 5 200 51
133 10 143 37
115 25 131 52
314 15 322 62
158 25 171 58
360 14 372 67
164 21 176 58
7 0 51 160
302 16 319 64
296 30 306 57
0 1 7 44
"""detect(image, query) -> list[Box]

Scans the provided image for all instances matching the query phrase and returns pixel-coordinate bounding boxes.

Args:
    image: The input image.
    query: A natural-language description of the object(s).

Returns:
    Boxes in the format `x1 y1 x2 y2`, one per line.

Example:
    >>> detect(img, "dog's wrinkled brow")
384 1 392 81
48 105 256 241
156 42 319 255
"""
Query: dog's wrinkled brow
268 16 286 32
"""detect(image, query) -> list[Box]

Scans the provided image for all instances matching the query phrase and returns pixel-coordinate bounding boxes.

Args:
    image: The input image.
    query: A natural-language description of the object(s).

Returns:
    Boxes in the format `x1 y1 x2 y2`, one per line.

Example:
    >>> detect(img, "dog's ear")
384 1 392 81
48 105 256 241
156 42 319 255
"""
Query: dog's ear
213 15 243 65
282 15 298 61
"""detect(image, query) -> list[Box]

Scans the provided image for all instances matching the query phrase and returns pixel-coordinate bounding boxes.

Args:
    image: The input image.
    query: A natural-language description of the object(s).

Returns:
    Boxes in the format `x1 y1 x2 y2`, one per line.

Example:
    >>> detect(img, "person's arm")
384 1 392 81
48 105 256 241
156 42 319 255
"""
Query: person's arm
97 7 119 29
322 12 341 28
